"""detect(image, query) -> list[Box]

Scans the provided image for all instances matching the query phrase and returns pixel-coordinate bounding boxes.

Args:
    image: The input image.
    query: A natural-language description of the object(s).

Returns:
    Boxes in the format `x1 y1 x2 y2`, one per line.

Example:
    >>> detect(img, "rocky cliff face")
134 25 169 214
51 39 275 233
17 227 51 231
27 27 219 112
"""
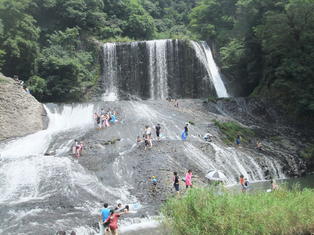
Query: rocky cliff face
0 75 45 140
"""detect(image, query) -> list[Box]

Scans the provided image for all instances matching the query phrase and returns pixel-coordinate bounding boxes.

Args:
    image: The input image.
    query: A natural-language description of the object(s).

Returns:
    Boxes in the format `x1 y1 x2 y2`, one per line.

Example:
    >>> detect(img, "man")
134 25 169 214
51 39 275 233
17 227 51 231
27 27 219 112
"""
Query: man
99 203 110 234
155 124 161 141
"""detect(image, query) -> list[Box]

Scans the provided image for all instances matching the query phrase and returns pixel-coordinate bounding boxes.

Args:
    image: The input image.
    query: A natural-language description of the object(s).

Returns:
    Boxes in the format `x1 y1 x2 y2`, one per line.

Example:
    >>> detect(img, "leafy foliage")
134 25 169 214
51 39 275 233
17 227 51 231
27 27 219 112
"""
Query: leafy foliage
190 0 314 119
214 120 255 145
0 0 197 101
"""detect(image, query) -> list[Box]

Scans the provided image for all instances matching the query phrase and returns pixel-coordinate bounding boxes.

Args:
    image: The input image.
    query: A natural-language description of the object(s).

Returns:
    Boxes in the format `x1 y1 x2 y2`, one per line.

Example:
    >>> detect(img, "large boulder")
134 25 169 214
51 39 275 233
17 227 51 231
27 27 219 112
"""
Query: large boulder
0 75 45 140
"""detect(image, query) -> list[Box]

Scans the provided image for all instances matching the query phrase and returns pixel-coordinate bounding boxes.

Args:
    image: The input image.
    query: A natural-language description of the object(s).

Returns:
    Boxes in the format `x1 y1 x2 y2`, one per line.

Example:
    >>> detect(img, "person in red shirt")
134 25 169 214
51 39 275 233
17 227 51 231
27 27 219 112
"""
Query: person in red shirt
105 207 128 235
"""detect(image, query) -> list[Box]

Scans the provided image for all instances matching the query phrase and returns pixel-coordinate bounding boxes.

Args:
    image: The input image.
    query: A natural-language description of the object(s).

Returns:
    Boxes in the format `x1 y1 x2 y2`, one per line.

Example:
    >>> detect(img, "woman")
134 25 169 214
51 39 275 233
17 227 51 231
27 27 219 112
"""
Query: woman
105 208 128 235
185 170 193 189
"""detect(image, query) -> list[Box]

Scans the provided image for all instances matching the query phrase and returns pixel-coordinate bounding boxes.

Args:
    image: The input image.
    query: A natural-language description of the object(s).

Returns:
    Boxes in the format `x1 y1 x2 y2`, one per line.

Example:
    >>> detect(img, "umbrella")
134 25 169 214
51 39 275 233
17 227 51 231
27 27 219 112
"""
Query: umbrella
205 169 227 182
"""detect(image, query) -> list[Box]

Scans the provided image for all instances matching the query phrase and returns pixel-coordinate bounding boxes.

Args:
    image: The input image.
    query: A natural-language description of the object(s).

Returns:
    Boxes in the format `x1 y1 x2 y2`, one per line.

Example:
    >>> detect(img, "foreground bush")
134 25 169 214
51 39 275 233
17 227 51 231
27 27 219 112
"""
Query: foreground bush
162 187 314 235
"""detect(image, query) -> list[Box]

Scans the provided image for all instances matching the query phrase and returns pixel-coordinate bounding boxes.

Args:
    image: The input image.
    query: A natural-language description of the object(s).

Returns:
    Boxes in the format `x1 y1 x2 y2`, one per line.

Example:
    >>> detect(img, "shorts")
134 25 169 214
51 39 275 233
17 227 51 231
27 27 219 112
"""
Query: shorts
174 184 179 191
156 132 160 137
145 140 149 146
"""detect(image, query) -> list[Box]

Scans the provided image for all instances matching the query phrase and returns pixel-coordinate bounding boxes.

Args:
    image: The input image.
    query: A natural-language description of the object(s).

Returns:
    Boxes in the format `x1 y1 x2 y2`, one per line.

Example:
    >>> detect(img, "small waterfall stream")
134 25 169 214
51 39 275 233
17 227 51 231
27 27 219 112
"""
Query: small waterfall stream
191 41 229 98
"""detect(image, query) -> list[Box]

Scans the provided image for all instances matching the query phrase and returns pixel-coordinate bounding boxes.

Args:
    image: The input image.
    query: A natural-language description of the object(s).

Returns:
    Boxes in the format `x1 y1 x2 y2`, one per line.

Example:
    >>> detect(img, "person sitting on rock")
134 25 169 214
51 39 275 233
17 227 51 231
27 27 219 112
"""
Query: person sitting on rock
203 133 212 142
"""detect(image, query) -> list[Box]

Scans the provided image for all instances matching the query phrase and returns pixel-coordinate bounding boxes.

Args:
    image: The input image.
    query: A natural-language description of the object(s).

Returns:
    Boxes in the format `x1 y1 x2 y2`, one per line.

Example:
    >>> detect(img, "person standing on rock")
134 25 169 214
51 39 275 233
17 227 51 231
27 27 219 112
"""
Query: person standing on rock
155 124 161 141
99 203 110 234
236 135 241 147
185 170 193 189
173 172 180 194
181 123 189 140
239 175 245 192
105 208 128 235
145 125 153 148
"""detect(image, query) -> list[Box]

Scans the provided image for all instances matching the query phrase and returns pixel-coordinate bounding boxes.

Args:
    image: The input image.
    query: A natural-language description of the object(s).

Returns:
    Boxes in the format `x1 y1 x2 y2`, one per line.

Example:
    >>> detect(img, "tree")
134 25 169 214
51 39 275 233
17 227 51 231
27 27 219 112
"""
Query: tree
0 0 40 80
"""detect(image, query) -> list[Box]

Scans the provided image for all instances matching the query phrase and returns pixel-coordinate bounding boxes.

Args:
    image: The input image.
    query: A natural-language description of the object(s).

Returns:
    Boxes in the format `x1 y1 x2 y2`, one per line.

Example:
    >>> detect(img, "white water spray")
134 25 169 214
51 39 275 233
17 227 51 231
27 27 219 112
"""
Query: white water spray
191 41 229 98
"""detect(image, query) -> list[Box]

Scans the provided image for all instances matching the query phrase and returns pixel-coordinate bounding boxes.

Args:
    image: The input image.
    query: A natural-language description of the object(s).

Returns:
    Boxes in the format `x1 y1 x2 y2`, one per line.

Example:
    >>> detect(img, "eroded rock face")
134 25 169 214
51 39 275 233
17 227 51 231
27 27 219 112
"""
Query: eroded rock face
0 75 45 140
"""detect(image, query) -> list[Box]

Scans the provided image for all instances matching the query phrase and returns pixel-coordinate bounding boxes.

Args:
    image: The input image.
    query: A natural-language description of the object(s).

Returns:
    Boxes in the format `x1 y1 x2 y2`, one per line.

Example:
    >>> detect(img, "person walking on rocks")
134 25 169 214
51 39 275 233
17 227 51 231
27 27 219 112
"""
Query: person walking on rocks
155 124 161 141
185 170 193 189
181 123 189 141
144 125 152 148
105 208 128 235
99 203 110 234
173 172 180 194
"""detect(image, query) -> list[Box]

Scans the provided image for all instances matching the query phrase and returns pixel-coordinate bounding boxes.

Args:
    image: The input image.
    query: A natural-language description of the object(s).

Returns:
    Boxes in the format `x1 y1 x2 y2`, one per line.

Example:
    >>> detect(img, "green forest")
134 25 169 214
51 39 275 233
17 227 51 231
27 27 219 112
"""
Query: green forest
0 0 313 119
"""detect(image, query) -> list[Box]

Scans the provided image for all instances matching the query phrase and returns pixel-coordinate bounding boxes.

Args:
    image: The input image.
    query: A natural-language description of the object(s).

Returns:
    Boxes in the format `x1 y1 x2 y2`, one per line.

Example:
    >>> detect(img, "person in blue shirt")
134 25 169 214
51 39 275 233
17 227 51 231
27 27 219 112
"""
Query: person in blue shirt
100 203 110 231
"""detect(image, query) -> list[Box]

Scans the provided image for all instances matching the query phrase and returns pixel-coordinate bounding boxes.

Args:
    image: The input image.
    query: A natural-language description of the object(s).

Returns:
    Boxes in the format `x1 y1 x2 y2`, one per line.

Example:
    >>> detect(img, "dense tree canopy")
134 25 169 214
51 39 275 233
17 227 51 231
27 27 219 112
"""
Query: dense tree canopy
0 0 313 119
190 0 314 118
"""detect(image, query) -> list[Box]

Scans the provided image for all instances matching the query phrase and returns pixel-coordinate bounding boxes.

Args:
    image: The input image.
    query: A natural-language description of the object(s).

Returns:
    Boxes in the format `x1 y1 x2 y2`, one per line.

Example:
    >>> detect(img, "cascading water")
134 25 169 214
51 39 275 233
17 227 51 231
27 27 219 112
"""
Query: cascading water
102 43 118 101
101 39 228 100
146 40 169 100
191 41 229 98
0 103 138 234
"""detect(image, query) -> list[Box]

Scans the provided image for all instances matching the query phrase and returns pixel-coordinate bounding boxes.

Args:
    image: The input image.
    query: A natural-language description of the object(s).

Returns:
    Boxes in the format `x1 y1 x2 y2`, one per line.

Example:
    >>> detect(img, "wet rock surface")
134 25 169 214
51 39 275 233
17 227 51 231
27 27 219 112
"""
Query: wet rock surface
0 99 311 235
75 99 309 220
0 75 45 140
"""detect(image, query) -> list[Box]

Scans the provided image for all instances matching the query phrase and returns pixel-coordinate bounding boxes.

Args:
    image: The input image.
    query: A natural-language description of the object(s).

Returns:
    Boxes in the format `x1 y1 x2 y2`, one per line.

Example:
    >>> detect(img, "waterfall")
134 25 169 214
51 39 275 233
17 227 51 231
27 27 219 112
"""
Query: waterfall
146 40 169 100
102 43 118 101
191 41 229 98
101 39 229 100
0 104 94 158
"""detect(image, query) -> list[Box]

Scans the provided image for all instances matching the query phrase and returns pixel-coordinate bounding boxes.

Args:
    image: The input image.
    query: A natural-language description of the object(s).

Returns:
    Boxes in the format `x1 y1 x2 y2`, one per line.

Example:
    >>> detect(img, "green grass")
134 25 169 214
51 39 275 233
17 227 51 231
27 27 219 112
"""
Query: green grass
214 120 255 145
162 187 314 235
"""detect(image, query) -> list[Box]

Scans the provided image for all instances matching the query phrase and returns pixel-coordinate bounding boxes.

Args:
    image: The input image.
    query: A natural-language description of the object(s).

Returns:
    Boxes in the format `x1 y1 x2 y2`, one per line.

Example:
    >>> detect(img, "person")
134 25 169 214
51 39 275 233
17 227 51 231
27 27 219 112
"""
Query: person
151 176 157 193
256 141 262 151
104 114 110 127
236 135 241 147
271 179 279 191
99 203 110 234
173 172 180 194
243 178 249 192
239 174 245 192
203 133 212 142
76 142 84 157
144 126 153 148
155 124 161 141
105 208 128 235
143 134 149 150
181 124 189 141
94 113 101 128
110 113 116 123
185 170 193 189
144 126 152 148
174 99 179 108
72 140 79 155
114 203 123 212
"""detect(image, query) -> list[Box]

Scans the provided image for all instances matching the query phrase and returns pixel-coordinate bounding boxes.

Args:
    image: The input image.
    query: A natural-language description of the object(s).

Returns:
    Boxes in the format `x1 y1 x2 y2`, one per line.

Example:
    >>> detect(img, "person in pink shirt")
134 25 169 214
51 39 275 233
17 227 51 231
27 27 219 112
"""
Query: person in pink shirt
185 170 193 189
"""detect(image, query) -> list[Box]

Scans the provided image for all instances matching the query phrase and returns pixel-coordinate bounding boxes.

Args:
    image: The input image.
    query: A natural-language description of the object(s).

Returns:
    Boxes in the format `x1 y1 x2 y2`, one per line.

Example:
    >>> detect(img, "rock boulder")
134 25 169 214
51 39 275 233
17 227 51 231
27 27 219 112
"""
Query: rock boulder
0 75 45 140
